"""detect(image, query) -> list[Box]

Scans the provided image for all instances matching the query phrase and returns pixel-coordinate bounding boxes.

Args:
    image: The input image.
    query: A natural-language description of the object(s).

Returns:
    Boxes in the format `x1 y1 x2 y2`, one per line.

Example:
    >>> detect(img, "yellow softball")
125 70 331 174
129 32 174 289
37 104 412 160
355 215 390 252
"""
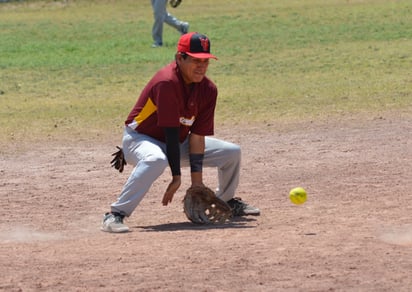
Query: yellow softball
289 187 307 205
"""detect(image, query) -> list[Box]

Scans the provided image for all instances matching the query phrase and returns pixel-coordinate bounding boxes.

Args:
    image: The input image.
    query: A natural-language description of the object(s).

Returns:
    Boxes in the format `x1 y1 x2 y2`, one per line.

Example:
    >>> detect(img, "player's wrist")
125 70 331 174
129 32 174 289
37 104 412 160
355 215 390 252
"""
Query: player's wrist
189 153 204 173
190 172 203 186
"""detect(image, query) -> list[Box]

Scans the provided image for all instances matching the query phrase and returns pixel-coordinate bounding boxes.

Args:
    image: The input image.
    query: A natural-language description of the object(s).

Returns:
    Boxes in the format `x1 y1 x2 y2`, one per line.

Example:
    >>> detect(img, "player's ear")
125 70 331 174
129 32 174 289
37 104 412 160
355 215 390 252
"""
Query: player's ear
175 52 186 63
177 52 188 61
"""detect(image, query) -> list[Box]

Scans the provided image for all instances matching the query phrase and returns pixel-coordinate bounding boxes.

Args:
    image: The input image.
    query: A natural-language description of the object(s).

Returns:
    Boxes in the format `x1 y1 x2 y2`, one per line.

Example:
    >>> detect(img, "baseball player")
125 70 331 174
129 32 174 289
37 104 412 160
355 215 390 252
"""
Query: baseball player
151 0 189 48
102 32 260 233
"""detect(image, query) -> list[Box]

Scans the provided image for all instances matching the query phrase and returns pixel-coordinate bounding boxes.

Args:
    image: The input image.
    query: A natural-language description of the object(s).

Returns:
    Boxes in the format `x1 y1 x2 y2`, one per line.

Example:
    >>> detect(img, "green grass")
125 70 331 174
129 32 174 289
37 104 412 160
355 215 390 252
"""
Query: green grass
1 0 411 143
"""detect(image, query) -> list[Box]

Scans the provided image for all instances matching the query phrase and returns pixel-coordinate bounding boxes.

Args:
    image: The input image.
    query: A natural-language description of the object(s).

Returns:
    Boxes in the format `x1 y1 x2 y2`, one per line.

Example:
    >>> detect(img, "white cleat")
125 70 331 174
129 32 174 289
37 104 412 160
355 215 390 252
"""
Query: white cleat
101 213 129 233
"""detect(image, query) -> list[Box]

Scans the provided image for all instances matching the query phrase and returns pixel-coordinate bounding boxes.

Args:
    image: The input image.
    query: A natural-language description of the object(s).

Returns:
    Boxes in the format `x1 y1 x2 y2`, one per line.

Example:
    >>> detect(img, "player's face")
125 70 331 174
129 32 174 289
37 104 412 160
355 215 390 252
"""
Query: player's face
178 55 210 84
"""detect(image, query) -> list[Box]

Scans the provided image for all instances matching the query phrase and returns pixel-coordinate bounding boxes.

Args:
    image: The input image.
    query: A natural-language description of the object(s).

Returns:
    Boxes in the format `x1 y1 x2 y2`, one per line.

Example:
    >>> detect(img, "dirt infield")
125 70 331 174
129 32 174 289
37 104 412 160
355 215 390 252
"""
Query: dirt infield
1 113 411 291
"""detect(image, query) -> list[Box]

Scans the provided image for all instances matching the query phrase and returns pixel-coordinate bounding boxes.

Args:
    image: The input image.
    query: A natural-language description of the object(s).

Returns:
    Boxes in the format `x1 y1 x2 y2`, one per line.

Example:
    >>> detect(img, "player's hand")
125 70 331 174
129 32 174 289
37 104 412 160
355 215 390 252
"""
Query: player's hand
162 175 181 206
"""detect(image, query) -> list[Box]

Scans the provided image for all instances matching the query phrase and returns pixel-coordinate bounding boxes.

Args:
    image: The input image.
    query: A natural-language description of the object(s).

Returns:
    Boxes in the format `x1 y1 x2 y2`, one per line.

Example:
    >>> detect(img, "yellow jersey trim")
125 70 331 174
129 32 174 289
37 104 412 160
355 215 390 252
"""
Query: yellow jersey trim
134 98 157 126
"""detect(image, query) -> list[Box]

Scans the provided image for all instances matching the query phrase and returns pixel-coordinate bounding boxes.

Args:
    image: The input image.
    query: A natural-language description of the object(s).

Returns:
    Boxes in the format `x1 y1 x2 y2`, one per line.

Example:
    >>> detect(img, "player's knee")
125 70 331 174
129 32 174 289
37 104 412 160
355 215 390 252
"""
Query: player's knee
226 143 241 160
145 153 168 170
145 153 168 166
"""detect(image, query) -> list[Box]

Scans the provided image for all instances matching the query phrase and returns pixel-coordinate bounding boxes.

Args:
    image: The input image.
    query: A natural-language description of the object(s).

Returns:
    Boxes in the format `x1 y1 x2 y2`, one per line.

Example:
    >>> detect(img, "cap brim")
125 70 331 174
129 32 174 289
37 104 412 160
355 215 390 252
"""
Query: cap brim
186 52 218 60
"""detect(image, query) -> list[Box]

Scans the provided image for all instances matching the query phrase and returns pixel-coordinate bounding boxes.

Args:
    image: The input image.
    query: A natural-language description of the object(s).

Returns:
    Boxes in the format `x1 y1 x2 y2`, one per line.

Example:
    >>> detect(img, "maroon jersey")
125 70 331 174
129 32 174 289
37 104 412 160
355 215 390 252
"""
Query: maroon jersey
125 62 217 143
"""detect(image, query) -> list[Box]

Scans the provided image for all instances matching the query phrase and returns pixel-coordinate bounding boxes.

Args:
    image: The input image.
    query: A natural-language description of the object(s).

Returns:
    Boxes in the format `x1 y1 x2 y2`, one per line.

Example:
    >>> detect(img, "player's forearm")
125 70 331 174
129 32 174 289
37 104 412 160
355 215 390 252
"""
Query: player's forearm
189 133 205 185
188 133 205 153
164 127 181 176
189 153 204 186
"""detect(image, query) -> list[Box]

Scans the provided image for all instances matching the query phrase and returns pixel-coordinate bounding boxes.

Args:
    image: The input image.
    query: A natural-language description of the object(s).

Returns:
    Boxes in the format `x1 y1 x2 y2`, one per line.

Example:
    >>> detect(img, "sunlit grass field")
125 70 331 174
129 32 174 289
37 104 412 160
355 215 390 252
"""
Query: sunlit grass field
1 0 411 143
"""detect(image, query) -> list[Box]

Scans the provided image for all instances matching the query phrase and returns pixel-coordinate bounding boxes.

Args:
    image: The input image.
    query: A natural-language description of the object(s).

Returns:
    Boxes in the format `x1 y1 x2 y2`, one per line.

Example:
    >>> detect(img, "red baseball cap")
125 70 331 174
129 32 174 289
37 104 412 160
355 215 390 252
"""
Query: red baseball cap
177 32 217 60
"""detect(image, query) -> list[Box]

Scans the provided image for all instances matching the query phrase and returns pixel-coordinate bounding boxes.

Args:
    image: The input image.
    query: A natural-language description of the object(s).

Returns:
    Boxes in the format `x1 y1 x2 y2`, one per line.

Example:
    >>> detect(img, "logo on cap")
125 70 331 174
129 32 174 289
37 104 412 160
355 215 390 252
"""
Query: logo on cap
199 37 209 52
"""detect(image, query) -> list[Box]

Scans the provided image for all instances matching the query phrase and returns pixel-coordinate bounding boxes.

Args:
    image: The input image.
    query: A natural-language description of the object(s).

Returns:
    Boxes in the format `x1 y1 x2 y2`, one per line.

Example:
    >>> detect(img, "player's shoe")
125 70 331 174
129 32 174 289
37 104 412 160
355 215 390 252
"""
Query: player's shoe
151 42 163 48
227 197 260 217
101 212 129 233
179 22 189 35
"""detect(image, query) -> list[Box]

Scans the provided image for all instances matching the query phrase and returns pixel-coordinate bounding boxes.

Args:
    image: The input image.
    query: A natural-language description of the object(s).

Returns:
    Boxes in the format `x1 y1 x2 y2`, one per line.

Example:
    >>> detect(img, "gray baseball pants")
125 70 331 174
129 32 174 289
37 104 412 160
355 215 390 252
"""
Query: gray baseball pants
110 126 241 217
151 0 184 45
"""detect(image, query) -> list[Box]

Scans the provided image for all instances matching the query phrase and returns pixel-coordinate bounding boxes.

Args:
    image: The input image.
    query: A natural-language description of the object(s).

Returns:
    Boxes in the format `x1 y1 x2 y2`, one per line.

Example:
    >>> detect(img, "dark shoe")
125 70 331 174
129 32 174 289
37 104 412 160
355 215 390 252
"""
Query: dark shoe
179 22 189 34
151 42 162 48
101 212 129 233
227 197 260 217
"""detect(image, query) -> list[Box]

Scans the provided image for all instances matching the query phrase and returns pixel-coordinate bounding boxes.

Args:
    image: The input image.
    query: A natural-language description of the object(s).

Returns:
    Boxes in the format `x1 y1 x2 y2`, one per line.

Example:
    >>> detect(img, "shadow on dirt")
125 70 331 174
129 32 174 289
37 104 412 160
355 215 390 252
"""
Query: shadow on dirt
136 217 258 232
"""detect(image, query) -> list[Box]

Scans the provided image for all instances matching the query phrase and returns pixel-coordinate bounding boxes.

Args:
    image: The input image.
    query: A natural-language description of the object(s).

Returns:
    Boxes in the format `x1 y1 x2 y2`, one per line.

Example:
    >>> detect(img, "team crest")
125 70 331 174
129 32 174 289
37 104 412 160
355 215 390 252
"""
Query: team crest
199 37 209 52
